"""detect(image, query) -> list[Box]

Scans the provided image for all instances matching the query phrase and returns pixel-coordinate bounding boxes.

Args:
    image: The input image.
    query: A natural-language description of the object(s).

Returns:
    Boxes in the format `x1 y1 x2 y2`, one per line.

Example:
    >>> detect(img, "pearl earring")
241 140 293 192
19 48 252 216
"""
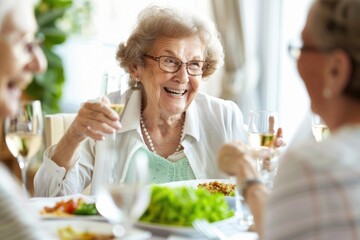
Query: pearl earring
322 87 332 99
134 78 140 89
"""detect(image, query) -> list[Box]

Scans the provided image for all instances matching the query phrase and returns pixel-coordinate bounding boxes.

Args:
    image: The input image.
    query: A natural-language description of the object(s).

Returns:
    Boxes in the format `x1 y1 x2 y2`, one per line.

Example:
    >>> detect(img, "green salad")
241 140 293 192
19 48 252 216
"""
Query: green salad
139 185 234 226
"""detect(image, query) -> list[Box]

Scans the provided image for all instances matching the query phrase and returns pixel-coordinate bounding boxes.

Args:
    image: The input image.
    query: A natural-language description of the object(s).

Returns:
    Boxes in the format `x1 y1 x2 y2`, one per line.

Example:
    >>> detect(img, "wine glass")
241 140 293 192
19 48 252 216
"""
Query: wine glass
4 100 43 197
96 72 128 185
247 110 280 188
96 149 150 239
311 113 330 142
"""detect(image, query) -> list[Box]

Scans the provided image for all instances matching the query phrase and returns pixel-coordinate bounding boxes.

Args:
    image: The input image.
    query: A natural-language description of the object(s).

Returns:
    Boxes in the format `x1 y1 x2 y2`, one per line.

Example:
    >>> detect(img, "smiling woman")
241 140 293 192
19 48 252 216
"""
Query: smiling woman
34 4 249 197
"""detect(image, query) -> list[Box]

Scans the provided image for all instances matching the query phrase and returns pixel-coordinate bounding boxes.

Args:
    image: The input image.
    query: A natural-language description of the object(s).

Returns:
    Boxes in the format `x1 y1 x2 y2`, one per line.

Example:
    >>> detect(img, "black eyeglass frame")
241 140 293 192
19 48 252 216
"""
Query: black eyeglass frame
143 54 208 76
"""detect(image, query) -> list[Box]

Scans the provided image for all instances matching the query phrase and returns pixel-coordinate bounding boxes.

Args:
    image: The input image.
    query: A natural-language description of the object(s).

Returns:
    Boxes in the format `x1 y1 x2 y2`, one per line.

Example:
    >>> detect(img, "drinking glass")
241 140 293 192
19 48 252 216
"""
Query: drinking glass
311 113 330 142
98 72 128 184
230 176 254 227
96 150 150 239
5 100 43 197
101 69 128 96
247 110 279 188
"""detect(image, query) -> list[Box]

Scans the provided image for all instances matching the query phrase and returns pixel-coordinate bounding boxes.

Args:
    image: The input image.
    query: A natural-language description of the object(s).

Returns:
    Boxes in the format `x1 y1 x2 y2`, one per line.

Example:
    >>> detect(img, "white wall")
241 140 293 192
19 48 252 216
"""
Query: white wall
278 0 313 143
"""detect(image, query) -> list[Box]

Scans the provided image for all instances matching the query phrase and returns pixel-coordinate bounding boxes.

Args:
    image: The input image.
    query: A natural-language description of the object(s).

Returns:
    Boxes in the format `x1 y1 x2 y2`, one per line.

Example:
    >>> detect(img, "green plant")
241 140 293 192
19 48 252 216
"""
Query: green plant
25 0 73 114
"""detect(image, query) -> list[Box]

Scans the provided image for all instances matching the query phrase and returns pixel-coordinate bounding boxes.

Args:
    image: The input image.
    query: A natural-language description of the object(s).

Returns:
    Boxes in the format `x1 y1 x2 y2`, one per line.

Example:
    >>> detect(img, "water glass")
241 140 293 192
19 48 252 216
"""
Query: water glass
96 150 150 239
230 177 254 227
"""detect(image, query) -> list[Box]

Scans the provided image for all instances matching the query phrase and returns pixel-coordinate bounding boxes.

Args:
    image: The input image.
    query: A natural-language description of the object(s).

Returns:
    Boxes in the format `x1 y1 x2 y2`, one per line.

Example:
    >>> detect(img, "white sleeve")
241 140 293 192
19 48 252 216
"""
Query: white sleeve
34 142 93 197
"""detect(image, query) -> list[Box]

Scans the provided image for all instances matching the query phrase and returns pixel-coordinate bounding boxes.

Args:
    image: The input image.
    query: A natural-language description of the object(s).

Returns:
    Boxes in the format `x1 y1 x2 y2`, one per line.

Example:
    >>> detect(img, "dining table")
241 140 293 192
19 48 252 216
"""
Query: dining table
28 180 259 240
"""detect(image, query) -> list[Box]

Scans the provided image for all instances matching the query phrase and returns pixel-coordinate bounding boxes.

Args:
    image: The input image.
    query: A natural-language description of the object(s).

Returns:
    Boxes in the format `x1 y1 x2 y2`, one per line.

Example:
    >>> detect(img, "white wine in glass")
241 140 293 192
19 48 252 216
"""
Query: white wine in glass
5 100 43 197
247 110 279 188
311 114 330 142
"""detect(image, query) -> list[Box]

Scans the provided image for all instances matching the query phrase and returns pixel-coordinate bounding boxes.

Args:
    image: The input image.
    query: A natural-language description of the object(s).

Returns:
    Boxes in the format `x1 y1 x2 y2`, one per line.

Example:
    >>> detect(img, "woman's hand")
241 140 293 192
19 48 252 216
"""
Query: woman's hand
66 96 122 143
52 96 122 170
217 141 260 182
218 141 269 239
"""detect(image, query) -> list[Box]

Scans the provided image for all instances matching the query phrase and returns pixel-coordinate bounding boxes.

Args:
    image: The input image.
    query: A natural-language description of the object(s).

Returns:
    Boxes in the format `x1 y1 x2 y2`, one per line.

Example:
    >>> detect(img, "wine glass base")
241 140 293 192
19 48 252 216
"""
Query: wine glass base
113 224 125 238
113 226 152 240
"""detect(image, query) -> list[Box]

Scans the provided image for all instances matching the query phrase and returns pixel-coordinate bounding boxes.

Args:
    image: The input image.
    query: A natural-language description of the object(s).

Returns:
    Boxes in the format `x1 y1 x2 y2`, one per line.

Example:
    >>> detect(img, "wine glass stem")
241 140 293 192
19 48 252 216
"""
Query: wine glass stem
113 224 125 238
18 157 29 198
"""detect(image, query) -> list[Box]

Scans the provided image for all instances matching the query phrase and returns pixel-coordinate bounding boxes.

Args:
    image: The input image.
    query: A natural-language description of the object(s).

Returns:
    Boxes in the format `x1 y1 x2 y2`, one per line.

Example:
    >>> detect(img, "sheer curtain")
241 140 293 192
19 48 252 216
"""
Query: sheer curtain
211 0 261 120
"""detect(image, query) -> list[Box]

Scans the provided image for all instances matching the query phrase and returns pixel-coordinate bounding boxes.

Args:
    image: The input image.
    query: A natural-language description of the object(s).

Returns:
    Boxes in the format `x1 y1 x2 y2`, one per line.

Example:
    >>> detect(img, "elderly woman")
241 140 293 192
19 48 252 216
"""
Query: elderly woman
0 0 51 239
218 0 360 239
34 5 248 196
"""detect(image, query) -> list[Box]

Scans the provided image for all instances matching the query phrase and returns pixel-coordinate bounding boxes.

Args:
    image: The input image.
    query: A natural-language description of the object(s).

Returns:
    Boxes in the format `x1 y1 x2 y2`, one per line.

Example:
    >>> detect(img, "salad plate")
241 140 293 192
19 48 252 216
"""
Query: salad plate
135 179 245 237
28 193 104 221
161 179 236 209
136 216 247 238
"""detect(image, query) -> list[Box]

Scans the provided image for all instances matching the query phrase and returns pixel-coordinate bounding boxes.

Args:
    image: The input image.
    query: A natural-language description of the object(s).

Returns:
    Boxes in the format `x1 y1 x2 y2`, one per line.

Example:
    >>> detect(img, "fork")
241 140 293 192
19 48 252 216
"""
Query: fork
192 219 230 240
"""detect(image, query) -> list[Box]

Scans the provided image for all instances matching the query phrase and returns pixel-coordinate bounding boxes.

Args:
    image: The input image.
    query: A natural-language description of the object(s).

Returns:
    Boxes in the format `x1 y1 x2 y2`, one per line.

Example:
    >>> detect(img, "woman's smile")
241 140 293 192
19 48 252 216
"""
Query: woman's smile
163 87 188 96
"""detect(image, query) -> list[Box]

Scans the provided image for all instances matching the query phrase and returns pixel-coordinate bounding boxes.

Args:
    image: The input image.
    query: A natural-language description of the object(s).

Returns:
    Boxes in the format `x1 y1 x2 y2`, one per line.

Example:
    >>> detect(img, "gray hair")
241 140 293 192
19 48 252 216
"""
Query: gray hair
311 0 360 99
116 5 224 89
0 0 16 31
0 0 37 32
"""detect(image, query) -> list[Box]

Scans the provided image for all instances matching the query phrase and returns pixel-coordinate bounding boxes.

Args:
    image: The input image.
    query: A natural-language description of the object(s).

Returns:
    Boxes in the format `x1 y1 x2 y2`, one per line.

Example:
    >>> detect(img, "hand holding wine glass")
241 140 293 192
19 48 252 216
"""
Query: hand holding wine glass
247 110 280 188
5 100 43 197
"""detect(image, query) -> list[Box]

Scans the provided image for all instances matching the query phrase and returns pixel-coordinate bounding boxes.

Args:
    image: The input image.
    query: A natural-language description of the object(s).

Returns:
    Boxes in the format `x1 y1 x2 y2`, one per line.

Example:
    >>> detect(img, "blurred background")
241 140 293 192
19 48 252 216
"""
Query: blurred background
43 0 312 143
0 0 313 192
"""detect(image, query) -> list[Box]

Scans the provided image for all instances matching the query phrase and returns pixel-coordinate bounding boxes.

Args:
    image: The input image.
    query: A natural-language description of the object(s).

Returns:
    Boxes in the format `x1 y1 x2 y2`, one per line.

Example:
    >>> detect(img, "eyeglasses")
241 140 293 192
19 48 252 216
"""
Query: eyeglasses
143 54 208 76
288 43 333 60
0 33 44 59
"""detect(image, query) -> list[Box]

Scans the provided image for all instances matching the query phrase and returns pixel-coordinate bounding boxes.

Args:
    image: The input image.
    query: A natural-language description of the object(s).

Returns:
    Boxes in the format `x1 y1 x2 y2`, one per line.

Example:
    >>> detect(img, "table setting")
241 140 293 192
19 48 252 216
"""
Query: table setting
27 179 259 240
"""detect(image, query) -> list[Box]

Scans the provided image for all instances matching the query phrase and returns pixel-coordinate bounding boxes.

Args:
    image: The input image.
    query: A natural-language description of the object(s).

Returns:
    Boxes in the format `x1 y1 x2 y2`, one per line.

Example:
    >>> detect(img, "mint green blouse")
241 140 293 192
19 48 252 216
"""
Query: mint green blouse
125 147 195 184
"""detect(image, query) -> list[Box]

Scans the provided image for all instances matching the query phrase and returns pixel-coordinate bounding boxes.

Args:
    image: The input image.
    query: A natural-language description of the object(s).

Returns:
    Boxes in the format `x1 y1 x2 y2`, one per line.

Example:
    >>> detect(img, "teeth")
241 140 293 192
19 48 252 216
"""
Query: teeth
164 87 186 95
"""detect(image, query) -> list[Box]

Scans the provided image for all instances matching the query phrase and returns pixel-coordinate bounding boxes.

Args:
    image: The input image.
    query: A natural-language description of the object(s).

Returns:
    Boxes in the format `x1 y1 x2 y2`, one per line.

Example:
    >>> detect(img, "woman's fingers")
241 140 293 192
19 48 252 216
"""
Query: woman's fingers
67 101 122 142
218 142 259 179
274 128 286 147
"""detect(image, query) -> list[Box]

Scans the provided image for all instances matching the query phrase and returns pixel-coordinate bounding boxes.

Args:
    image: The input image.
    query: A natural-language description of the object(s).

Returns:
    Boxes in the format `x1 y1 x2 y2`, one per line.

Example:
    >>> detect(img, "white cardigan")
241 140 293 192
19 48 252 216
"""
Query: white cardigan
34 89 248 197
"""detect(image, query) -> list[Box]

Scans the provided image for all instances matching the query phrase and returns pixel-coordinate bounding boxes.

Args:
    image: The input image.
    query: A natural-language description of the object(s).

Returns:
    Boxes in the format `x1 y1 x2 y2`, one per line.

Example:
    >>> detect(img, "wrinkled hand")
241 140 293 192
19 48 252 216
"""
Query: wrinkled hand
218 142 263 182
66 96 122 143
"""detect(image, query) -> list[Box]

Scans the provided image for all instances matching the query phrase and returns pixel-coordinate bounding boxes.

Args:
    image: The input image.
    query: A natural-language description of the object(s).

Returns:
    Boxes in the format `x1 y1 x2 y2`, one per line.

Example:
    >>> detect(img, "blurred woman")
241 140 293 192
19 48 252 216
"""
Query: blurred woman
35 5 248 196
0 0 51 239
218 0 360 239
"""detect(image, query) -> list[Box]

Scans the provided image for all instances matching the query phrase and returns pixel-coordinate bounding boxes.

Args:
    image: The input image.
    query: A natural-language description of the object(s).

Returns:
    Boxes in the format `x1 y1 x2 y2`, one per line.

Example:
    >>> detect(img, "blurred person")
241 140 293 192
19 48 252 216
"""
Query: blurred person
34 5 249 197
218 0 360 239
0 0 52 239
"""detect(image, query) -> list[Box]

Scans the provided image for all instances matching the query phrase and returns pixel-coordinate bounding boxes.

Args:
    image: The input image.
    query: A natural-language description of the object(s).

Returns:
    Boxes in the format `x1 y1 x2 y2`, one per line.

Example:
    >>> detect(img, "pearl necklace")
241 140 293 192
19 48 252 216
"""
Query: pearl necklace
140 115 184 154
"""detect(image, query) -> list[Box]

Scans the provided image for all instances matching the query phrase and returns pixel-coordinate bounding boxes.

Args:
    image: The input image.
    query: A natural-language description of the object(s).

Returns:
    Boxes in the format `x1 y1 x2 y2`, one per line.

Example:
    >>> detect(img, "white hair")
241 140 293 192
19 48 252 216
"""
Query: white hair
0 0 37 32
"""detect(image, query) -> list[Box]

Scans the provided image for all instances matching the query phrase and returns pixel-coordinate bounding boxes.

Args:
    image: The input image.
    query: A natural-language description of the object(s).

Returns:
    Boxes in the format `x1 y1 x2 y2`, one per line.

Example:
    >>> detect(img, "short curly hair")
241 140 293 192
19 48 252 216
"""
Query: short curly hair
311 0 360 99
116 5 224 88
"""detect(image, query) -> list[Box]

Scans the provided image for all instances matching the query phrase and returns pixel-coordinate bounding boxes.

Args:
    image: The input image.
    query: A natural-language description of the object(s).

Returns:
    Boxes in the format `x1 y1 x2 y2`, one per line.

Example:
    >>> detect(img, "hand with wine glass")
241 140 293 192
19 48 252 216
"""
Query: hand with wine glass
5 100 43 197
247 110 282 188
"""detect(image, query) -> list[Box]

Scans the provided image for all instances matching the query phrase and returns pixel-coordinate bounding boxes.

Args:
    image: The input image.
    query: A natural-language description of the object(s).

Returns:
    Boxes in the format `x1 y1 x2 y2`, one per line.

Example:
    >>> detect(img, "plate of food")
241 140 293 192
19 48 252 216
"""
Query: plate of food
42 220 115 240
29 194 104 220
135 180 245 237
162 179 237 209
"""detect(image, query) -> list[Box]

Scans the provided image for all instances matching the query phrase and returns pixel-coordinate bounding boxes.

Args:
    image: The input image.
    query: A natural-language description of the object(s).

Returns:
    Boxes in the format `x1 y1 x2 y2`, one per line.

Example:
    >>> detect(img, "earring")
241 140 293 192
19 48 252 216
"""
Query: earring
322 87 332 99
134 78 140 89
